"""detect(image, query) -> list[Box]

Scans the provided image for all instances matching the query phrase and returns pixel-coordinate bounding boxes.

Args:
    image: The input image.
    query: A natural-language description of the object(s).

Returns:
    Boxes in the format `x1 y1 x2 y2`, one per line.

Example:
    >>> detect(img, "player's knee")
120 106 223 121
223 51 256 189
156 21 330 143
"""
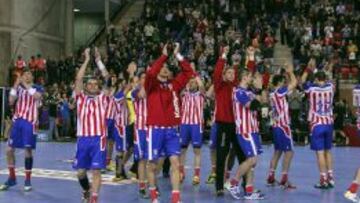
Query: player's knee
92 170 101 177
248 157 257 166
193 148 201 155
24 148 32 157
77 170 87 179
169 156 180 170
6 147 15 156
147 161 157 171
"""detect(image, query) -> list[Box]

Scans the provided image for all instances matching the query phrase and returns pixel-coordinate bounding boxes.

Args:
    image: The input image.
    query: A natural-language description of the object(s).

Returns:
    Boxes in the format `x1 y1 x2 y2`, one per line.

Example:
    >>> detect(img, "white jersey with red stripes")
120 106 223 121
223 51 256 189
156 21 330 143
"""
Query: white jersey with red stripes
353 84 360 130
105 96 116 120
113 91 128 136
233 87 258 137
74 92 109 137
270 86 291 127
304 82 335 128
13 85 43 124
181 91 205 126
134 97 147 130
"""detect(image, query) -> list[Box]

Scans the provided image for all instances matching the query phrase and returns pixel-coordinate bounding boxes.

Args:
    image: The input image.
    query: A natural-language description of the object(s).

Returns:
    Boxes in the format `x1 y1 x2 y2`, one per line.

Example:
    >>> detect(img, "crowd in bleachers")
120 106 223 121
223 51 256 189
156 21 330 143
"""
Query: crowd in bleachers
5 0 360 144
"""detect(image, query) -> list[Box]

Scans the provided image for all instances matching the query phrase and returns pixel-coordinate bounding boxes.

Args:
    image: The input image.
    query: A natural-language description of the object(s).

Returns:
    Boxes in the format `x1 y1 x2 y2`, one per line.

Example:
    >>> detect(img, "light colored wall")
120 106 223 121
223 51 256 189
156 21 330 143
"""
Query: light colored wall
0 0 68 85
74 13 104 50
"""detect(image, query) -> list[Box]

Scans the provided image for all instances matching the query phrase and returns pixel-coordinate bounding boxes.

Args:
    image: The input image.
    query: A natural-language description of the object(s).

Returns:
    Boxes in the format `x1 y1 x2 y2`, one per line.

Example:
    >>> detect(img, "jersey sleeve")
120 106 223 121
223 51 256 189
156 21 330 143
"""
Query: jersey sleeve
33 84 45 94
303 81 313 93
277 86 289 97
114 91 125 101
72 91 85 101
235 89 252 105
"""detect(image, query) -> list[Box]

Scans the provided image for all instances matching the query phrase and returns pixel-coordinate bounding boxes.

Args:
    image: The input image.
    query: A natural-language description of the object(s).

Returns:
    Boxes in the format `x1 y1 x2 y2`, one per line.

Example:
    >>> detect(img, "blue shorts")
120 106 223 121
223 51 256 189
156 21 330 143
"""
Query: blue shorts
209 123 217 149
73 136 106 170
113 126 130 152
237 133 263 158
106 119 115 140
8 118 36 149
180 124 202 148
145 127 180 161
310 124 334 151
273 127 293 151
134 129 148 161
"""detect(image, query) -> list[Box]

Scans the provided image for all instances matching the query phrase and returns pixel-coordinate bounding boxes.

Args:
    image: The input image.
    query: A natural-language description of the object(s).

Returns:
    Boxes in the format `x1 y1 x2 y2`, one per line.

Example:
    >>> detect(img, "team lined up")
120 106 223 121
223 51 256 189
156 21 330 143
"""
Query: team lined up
1 43 360 203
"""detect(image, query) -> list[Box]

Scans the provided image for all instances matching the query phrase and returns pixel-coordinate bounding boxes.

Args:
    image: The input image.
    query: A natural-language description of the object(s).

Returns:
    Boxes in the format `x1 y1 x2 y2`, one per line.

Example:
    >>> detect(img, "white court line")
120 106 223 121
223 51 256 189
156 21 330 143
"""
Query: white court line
0 168 136 186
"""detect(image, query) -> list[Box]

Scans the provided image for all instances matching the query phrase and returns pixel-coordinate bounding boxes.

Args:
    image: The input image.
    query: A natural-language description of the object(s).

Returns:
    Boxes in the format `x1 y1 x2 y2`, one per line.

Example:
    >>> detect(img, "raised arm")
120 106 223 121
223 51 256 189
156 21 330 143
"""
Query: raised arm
145 45 168 93
75 48 90 95
285 63 297 92
95 47 109 80
9 75 21 105
213 46 229 89
172 43 196 92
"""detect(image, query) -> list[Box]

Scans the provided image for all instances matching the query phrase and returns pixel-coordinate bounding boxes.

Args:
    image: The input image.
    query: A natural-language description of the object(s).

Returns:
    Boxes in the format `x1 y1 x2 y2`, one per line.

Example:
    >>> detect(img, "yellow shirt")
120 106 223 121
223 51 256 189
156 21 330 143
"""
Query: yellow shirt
126 91 136 124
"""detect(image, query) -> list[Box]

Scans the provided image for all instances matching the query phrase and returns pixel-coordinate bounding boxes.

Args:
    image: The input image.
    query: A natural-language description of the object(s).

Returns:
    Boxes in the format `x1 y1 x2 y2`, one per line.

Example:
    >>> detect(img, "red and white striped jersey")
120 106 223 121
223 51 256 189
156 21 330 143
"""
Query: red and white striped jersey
105 96 116 120
113 91 128 136
74 92 109 137
270 86 291 128
353 84 360 130
181 91 205 126
134 97 147 130
13 85 43 124
233 87 258 137
304 82 335 127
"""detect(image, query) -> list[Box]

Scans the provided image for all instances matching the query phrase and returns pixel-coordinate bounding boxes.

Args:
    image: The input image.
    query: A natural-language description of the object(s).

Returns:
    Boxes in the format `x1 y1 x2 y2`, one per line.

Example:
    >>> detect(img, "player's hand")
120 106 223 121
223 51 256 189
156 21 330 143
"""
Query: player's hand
223 46 230 56
84 48 90 61
253 73 263 89
13 73 22 87
285 63 293 73
127 62 137 75
162 44 168 56
94 47 101 62
173 42 180 56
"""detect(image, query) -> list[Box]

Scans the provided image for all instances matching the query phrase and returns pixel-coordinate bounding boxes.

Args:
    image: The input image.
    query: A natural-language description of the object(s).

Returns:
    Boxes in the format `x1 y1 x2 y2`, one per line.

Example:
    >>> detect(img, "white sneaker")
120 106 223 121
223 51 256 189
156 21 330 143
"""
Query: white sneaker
224 181 231 191
227 185 241 200
244 192 265 200
344 191 360 202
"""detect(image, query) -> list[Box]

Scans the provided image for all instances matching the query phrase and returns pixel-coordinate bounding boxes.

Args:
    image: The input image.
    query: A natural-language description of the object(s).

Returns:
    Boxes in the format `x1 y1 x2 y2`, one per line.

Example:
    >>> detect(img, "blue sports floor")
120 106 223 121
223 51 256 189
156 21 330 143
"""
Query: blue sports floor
0 142 359 203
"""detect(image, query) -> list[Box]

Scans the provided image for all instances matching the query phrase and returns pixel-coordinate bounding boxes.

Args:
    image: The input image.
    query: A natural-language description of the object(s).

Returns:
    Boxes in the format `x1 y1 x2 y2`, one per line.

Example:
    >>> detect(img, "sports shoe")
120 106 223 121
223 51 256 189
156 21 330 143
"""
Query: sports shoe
106 161 115 171
206 173 216 184
89 195 98 203
156 186 161 197
151 199 160 203
139 188 149 199
215 189 224 197
227 185 241 200
24 180 32 192
0 179 17 191
224 181 231 191
81 190 90 203
314 182 329 190
192 176 200 186
244 192 265 200
112 175 127 182
280 181 296 190
344 190 360 202
267 176 278 186
328 177 335 188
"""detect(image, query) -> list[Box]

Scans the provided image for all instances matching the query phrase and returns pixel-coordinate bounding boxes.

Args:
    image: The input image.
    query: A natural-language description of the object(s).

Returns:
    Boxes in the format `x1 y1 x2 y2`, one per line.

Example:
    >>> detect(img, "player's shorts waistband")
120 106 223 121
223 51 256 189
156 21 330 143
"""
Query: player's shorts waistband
148 125 178 129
